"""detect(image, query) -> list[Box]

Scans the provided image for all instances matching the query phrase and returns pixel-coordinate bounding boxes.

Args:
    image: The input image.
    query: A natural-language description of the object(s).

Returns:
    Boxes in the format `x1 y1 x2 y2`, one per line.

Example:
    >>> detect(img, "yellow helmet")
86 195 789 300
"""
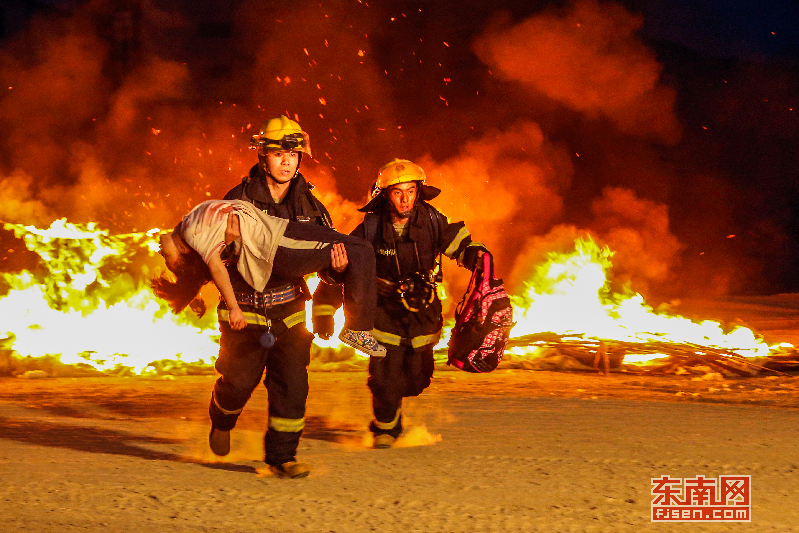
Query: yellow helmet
250 115 312 157
371 158 426 198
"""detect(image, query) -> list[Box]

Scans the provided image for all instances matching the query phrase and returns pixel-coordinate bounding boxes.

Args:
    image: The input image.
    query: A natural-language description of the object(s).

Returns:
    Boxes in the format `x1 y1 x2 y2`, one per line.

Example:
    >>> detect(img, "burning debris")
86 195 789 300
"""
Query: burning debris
498 333 792 378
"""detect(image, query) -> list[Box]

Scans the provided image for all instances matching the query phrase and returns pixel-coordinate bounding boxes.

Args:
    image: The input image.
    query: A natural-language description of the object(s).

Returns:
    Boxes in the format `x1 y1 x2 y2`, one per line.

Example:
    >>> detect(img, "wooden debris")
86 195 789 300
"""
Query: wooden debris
592 341 610 375
505 332 790 377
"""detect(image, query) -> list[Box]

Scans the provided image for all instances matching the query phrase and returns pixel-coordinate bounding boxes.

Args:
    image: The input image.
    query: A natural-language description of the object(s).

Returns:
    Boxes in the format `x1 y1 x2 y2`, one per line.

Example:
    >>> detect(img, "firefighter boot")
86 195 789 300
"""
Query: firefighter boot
208 427 231 456
373 434 396 449
270 460 310 479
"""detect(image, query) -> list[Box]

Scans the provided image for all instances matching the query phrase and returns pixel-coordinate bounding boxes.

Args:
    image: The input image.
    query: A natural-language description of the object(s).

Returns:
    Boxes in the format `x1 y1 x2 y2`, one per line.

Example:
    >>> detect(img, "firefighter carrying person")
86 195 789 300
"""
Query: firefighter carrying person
344 158 489 448
205 115 352 478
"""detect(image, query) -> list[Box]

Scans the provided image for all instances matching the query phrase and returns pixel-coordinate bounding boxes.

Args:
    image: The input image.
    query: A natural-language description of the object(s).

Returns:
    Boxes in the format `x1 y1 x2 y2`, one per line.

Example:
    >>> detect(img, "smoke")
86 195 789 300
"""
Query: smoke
0 3 200 230
0 28 109 191
472 0 681 144
1 0 767 300
0 171 52 226
589 187 683 295
0 0 382 235
410 0 686 296
418 120 572 292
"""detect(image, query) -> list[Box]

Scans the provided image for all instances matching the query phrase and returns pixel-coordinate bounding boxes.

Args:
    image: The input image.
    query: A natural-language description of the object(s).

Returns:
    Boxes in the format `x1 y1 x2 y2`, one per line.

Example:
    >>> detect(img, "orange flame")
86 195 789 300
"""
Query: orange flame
0 222 787 376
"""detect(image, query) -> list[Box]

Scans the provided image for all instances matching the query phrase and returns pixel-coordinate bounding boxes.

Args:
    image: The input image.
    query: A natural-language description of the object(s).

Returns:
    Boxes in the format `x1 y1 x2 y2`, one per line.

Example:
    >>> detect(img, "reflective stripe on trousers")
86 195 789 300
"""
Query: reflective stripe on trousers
371 329 441 349
269 415 305 433
373 409 401 431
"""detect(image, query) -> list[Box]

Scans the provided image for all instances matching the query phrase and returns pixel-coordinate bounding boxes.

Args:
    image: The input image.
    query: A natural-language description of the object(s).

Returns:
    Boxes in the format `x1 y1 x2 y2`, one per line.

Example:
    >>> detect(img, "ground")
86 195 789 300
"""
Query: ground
0 368 797 532
2 293 799 532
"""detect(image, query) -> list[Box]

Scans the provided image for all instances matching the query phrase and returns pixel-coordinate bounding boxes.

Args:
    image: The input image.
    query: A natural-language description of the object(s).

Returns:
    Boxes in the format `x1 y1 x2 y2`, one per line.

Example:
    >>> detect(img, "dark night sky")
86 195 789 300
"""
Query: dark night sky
0 0 797 299
640 0 798 60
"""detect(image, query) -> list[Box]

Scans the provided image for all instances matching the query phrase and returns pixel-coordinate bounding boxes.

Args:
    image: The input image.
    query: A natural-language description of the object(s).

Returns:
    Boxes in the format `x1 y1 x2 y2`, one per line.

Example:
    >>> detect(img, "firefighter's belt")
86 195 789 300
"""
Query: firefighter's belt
234 284 300 309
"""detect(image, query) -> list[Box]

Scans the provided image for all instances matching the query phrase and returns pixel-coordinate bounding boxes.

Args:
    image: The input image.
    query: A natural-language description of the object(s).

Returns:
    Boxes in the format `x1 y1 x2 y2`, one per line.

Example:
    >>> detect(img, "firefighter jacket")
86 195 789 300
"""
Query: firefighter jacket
350 201 488 349
220 164 342 326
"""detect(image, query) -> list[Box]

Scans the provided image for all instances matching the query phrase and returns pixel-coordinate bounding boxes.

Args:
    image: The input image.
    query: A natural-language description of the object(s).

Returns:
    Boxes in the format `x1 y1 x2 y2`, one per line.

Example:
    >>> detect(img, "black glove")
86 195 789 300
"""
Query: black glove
463 246 489 271
313 315 335 340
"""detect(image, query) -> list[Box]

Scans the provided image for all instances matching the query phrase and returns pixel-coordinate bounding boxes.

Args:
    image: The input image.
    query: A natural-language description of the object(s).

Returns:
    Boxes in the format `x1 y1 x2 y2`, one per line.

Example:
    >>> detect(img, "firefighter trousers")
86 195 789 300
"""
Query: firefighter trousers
367 343 435 438
210 317 314 466
209 223 376 464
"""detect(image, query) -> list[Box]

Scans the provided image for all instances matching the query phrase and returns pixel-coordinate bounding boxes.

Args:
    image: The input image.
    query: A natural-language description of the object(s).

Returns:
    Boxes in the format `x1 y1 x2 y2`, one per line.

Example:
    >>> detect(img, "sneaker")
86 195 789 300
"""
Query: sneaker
269 461 310 479
373 434 395 449
208 427 230 456
339 329 387 358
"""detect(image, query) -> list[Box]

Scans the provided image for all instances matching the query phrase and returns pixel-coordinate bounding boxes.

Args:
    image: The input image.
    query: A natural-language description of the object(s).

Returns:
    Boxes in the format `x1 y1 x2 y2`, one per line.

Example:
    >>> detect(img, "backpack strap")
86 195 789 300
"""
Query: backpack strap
458 253 496 322
472 254 493 305
238 175 252 202
421 202 443 282
455 257 482 319
301 189 333 228
362 212 381 245
478 253 494 297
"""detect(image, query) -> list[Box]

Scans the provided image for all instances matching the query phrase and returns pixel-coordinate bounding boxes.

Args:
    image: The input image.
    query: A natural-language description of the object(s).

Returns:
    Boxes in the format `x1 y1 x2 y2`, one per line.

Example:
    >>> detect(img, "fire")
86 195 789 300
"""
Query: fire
505 237 774 363
0 222 783 377
1 220 219 375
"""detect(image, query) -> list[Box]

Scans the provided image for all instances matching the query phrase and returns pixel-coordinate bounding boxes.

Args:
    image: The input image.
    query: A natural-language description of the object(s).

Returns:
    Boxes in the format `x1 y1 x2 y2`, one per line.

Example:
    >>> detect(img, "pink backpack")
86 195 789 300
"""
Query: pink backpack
447 253 514 372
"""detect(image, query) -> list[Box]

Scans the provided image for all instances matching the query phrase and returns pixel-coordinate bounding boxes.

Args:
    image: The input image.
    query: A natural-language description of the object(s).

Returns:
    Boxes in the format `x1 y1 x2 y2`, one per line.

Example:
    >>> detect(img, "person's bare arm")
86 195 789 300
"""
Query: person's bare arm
207 251 246 330
225 211 240 246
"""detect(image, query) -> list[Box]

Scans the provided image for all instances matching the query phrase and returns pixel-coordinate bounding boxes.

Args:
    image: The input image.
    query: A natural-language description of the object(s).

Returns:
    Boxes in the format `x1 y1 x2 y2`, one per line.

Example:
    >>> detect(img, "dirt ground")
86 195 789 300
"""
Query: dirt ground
2 293 799 532
1 367 798 533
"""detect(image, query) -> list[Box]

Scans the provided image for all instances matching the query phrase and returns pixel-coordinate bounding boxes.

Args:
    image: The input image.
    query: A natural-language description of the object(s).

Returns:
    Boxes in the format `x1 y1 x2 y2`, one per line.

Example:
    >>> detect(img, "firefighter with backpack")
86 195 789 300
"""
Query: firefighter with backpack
349 158 489 448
